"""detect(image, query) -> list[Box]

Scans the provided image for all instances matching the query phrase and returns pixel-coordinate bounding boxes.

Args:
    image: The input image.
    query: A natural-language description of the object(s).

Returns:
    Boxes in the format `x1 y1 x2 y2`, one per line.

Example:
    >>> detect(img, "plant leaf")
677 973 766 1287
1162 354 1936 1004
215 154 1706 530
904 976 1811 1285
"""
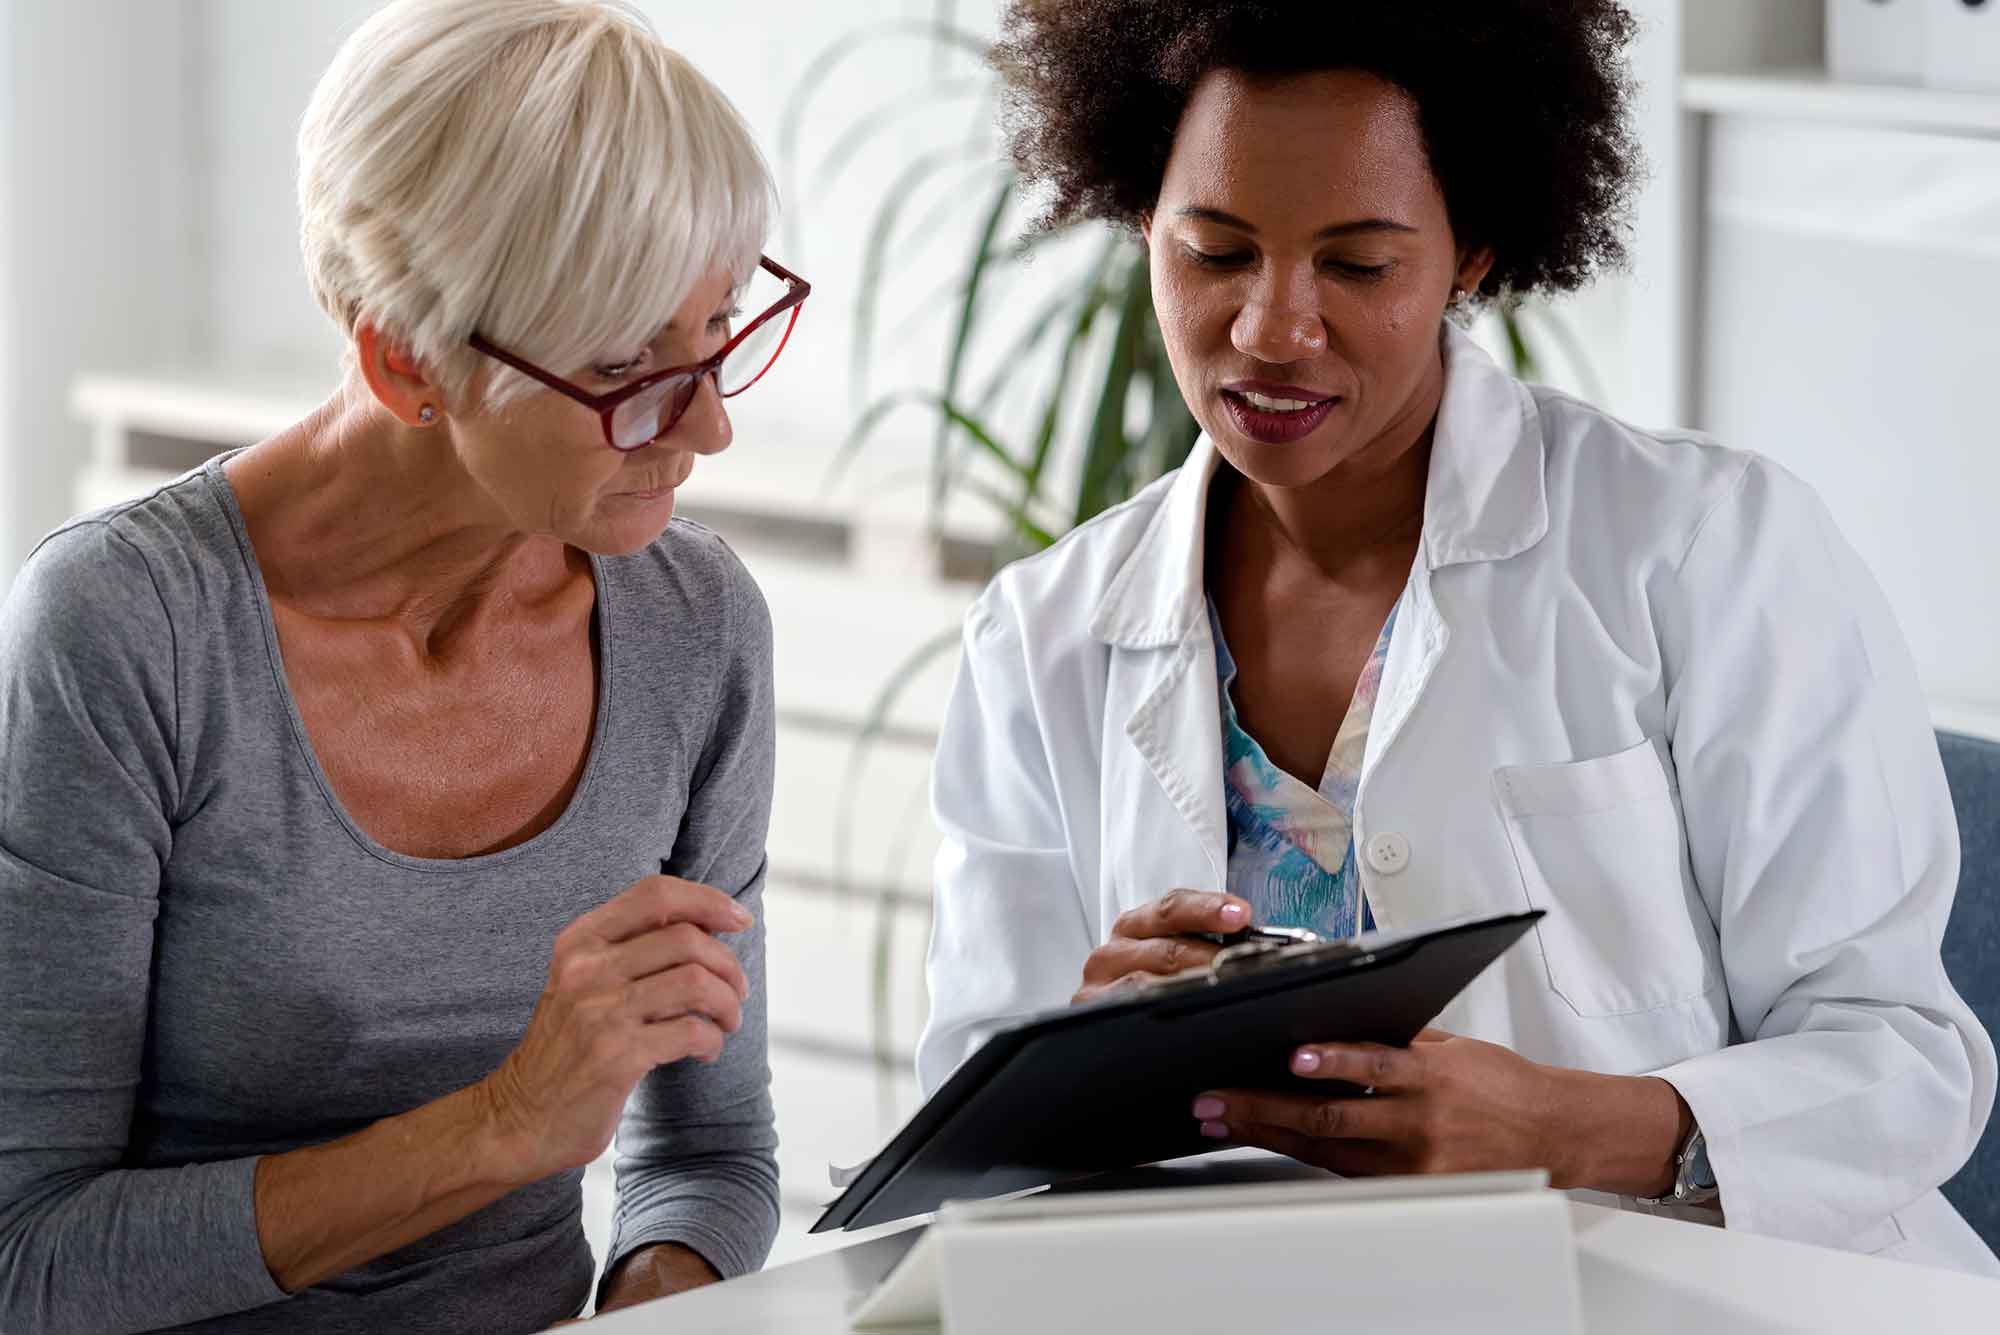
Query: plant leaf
808 77 989 198
851 145 990 410
775 17 989 257
831 623 963 906
828 389 1029 488
1015 232 1125 520
958 476 1059 552
1520 301 1607 406
931 178 1017 526
1498 305 1539 382
1073 249 1151 525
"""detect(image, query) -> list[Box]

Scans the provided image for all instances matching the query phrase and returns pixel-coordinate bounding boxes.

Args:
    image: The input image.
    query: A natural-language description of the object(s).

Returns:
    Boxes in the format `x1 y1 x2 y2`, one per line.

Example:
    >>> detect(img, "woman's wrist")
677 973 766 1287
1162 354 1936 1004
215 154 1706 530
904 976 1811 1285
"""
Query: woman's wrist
1547 1070 1693 1197
254 1082 537 1293
597 1242 723 1313
466 1064 554 1186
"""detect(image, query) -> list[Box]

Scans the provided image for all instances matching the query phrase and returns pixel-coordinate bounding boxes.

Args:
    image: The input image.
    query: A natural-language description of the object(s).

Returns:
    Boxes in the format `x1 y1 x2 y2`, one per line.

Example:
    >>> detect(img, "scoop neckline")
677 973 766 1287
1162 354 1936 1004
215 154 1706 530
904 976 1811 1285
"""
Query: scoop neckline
202 451 615 874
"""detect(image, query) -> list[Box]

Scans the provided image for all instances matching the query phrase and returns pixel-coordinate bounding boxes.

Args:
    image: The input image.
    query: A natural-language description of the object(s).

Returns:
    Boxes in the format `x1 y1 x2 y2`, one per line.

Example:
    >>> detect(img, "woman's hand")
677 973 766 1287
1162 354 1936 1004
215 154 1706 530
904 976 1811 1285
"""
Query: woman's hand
479 875 753 1182
1192 1029 1692 1195
1072 890 1253 1004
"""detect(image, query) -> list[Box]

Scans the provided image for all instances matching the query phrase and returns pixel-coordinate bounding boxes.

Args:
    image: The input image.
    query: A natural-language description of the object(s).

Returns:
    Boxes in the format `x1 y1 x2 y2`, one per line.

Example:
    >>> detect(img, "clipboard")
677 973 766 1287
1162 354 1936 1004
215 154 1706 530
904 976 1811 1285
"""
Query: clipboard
812 908 1543 1233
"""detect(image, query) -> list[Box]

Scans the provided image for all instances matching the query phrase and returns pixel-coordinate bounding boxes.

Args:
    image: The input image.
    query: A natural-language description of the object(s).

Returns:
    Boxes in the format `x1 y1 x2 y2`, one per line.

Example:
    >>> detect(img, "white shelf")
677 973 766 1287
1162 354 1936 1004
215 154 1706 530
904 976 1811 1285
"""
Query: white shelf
1682 70 2000 139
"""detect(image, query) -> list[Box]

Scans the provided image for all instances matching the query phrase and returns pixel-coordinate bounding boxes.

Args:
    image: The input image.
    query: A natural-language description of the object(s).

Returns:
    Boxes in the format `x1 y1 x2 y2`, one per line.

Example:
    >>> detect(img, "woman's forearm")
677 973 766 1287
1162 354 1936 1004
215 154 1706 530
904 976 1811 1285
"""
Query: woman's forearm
252 1079 527 1293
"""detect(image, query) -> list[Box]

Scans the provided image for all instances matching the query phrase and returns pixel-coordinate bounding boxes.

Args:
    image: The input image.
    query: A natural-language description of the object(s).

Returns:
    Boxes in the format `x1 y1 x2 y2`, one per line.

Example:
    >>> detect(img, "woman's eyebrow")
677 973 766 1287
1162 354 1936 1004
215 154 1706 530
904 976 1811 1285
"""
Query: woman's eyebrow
1175 205 1417 240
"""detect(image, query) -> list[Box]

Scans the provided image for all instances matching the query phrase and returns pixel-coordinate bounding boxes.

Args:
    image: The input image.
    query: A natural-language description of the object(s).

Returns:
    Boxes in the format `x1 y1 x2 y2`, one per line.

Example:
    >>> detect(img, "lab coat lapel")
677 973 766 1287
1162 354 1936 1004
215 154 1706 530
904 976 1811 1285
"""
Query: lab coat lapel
1362 327 1551 792
1091 439 1230 889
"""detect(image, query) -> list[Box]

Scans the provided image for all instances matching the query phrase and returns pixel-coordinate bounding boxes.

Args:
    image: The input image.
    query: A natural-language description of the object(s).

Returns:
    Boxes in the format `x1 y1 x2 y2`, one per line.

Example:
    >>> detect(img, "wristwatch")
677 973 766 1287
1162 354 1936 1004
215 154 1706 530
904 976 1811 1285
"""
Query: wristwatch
1640 1124 1719 1207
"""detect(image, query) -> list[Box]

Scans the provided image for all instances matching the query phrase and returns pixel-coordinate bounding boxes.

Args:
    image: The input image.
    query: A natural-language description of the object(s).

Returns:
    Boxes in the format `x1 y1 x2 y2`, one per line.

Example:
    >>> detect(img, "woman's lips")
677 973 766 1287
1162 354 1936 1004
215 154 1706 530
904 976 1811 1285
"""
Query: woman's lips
1220 388 1339 445
620 455 696 499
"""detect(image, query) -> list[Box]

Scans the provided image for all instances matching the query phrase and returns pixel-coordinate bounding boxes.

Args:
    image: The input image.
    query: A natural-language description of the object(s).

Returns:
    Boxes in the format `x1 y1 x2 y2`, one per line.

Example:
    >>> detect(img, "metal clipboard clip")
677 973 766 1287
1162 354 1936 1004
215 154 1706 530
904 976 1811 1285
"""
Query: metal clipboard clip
1140 925 1373 996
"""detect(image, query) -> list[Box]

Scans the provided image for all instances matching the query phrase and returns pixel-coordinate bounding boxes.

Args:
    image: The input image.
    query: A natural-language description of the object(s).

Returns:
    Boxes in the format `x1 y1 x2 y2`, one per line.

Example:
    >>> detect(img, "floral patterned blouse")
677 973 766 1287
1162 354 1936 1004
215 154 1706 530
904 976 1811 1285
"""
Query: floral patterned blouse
1206 593 1403 939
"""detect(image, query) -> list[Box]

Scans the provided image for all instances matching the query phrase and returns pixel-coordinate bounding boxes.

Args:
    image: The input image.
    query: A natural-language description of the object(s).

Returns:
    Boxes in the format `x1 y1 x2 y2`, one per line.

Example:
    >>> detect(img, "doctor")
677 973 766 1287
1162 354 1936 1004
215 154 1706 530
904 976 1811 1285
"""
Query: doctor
919 0 1997 1273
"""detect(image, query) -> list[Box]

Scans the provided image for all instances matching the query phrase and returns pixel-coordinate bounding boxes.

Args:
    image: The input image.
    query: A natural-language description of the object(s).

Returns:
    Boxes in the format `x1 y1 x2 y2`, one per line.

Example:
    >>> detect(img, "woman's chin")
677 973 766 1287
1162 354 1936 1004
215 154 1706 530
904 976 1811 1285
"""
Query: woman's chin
576 493 679 554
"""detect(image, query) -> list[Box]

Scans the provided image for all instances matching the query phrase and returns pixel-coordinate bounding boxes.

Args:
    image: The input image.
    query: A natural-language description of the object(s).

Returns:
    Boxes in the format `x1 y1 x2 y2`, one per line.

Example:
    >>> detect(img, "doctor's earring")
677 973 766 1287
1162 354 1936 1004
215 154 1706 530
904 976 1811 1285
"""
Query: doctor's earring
418 404 437 424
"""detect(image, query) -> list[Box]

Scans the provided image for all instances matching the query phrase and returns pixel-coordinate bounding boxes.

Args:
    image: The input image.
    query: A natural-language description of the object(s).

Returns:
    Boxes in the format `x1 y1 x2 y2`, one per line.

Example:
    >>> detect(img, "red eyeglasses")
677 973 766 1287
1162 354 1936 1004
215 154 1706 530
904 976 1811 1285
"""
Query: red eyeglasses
469 255 809 451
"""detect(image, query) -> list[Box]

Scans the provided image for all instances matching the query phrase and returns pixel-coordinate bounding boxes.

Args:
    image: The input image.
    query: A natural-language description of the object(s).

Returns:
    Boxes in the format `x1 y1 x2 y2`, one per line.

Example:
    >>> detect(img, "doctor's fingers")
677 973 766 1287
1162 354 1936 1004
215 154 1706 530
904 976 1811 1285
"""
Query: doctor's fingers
1079 934 1221 984
1199 1119 1406 1178
1287 1040 1427 1091
1110 889 1251 940
1194 1088 1410 1146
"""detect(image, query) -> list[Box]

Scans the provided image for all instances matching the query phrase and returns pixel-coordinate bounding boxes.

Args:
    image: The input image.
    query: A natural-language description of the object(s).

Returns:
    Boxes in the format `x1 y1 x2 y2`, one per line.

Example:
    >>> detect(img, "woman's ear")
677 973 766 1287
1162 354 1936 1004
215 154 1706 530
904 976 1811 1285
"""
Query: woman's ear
1454 246 1496 299
1139 211 1153 248
354 322 445 427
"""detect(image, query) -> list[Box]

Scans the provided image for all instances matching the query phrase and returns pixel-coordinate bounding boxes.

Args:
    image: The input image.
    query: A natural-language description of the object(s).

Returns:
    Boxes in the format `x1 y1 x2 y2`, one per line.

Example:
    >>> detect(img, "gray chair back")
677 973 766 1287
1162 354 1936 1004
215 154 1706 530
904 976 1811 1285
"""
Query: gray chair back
1940 729 2000 1252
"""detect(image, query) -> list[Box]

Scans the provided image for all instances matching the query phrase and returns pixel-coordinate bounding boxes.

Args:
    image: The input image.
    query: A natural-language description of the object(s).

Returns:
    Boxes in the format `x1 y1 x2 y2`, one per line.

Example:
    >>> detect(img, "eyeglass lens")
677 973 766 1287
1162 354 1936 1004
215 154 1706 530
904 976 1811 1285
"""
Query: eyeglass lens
608 266 796 449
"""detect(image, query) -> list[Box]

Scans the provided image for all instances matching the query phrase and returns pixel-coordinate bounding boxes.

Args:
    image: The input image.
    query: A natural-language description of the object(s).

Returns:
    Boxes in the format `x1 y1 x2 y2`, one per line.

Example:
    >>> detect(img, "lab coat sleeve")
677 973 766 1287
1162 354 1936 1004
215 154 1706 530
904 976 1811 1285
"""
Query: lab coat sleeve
916 593 1094 1096
1651 455 1995 1249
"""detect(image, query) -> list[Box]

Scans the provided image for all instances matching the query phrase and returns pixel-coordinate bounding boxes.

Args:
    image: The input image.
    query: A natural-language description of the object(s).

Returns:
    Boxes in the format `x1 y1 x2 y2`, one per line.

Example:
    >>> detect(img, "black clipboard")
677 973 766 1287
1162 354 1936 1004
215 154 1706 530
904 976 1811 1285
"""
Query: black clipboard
812 909 1543 1233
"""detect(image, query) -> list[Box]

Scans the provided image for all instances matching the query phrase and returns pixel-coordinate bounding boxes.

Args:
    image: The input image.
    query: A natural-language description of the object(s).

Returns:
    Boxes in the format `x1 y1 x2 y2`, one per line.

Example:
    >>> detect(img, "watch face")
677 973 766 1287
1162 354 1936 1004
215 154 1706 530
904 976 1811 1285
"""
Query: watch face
1687 1133 1716 1191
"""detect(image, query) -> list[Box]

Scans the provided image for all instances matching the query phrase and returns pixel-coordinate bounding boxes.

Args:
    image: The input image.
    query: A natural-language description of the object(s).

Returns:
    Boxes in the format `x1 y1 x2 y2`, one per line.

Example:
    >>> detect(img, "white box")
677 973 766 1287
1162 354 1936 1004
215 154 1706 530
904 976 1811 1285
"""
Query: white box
851 1170 1582 1335
1925 0 2000 90
1829 0 1928 82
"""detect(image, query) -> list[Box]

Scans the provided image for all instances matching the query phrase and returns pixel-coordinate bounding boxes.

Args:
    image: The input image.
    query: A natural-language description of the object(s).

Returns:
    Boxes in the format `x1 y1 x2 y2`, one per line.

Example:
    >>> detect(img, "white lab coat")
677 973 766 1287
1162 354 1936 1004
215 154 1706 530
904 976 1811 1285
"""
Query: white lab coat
918 324 1998 1274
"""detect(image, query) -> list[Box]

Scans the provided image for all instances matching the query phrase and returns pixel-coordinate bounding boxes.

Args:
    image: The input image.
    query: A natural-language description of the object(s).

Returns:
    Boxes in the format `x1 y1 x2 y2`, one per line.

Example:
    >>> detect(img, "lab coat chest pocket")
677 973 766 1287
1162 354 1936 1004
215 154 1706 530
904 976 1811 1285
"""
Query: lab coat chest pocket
1493 736 1720 1017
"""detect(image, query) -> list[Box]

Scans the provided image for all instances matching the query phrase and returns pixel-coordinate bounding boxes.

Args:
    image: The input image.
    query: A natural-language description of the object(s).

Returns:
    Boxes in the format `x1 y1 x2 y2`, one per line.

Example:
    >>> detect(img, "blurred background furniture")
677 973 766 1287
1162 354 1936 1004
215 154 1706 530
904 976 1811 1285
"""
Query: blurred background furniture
1940 729 2000 1253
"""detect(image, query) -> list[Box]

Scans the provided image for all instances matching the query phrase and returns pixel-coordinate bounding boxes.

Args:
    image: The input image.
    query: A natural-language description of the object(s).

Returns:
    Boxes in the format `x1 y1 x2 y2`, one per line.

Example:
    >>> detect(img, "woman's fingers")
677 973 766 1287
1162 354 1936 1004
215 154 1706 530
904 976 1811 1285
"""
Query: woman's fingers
1193 1088 1406 1145
569 875 753 947
606 920 749 999
1110 889 1251 940
628 962 745 1033
1288 1041 1425 1091
1078 933 1222 985
639 1013 728 1068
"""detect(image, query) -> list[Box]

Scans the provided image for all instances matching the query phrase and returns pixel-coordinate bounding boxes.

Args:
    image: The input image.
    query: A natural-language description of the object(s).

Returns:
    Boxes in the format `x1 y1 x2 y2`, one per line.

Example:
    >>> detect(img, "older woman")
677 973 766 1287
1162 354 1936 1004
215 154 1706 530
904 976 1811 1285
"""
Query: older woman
0 2 809 1331
920 0 1997 1274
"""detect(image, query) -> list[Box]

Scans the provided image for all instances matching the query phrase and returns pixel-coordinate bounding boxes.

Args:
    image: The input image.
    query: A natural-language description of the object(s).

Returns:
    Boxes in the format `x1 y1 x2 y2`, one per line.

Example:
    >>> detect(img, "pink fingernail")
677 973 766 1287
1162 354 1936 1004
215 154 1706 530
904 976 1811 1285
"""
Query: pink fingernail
1293 1049 1320 1073
1199 1121 1230 1140
1220 902 1247 923
1192 1096 1225 1119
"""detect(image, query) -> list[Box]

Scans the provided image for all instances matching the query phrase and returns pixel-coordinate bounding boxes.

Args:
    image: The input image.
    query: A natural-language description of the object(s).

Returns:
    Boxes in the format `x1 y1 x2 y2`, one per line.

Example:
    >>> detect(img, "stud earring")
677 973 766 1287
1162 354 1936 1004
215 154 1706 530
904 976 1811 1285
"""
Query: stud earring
419 405 437 424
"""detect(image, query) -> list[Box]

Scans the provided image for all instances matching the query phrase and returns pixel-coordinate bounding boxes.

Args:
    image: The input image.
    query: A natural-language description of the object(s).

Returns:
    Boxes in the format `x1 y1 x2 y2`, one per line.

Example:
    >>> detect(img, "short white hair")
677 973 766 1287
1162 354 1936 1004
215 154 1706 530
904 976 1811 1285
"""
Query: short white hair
298 0 774 409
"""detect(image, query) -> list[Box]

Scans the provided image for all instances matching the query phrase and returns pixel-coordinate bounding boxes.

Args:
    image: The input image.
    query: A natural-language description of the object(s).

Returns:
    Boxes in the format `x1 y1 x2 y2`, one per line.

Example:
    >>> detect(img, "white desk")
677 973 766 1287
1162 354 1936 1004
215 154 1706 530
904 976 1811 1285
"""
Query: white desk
581 1202 1998 1334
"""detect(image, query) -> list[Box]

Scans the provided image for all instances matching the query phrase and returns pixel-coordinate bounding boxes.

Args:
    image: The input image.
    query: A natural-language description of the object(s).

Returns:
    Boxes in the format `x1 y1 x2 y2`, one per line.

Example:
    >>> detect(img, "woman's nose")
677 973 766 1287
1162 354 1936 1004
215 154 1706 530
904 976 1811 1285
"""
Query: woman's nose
1230 267 1326 366
672 374 733 456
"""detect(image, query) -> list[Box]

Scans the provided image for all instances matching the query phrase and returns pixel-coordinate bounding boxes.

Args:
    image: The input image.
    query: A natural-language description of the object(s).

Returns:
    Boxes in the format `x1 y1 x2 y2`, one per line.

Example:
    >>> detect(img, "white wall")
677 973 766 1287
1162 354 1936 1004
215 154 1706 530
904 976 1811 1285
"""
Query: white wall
1698 116 2000 726
0 0 203 587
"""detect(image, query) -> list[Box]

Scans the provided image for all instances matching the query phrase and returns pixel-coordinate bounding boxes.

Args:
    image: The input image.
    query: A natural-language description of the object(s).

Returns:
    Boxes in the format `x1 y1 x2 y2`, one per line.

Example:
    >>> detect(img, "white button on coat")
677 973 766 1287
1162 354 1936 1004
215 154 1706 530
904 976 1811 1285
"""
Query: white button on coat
1365 832 1411 875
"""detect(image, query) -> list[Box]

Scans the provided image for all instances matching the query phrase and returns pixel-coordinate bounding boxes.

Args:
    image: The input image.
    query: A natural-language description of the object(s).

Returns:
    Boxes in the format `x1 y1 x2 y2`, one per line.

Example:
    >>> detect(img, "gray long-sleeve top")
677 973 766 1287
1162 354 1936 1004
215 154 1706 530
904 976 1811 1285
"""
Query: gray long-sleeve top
0 459 780 1334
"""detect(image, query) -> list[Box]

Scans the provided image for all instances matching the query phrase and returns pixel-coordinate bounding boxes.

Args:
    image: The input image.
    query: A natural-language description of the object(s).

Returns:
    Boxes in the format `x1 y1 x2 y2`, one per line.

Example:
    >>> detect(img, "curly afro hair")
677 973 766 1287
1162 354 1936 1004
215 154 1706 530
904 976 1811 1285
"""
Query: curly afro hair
992 0 1641 300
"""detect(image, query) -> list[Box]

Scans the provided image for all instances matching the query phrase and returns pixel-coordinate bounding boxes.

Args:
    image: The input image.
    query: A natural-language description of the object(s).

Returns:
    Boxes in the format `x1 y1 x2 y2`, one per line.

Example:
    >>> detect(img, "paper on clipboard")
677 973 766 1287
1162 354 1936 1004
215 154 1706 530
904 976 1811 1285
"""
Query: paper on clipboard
831 1157 877 1190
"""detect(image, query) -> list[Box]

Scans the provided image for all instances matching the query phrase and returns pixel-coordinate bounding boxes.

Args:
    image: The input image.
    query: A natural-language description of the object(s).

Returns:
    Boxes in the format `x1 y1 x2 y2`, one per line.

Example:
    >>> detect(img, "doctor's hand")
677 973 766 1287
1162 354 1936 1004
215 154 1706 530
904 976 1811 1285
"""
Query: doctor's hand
1071 890 1253 1005
1193 1028 1693 1197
